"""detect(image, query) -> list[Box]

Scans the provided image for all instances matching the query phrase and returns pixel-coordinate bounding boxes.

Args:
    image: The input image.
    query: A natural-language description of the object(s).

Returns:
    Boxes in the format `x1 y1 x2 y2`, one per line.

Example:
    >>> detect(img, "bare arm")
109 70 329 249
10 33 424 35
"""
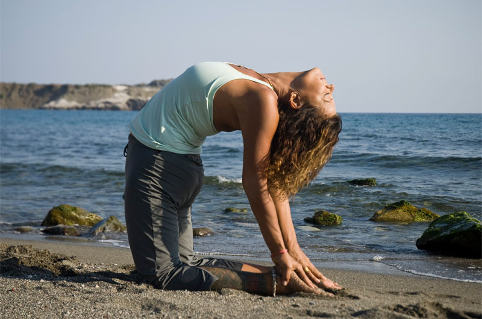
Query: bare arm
239 92 285 256
270 194 299 251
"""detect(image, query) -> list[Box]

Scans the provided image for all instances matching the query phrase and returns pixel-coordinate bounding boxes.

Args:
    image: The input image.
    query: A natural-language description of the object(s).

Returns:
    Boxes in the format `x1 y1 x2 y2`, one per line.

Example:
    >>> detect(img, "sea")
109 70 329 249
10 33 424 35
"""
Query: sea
0 110 481 283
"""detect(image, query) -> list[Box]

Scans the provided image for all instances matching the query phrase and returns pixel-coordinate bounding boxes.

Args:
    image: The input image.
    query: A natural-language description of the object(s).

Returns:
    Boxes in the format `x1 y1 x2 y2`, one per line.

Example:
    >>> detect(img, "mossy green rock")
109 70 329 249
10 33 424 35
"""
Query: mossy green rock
41 204 103 227
416 212 481 258
224 207 248 213
348 178 377 186
89 216 126 236
304 210 342 226
193 227 214 237
370 200 439 223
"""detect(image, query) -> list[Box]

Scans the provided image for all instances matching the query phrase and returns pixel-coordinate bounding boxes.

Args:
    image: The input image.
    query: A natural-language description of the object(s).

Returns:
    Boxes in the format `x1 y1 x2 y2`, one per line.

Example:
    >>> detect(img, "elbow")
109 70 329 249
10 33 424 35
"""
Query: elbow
242 174 270 203
241 175 256 197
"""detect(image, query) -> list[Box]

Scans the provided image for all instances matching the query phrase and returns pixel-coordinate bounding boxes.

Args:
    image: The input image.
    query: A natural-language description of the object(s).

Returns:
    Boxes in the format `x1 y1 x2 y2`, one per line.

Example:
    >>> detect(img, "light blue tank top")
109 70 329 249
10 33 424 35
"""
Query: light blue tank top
129 62 274 154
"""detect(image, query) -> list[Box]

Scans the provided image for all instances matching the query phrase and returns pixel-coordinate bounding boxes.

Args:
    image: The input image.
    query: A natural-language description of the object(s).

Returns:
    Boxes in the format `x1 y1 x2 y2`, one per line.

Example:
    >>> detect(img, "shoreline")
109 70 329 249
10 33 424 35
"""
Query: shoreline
1 231 481 284
1 238 481 318
0 233 412 277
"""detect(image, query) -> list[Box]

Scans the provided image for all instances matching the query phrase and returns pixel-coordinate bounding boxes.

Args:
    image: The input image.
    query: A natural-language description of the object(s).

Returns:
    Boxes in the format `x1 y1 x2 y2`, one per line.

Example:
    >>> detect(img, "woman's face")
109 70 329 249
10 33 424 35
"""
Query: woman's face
291 67 336 117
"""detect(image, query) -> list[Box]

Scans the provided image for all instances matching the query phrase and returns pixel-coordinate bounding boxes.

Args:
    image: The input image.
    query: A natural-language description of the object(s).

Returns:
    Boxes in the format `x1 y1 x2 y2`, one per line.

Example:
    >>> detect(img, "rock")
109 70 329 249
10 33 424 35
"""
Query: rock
416 211 481 258
14 226 33 233
42 225 81 236
224 207 248 213
126 98 147 110
304 210 342 226
370 200 439 223
147 79 171 87
348 178 377 186
193 227 214 237
41 204 103 227
89 216 127 236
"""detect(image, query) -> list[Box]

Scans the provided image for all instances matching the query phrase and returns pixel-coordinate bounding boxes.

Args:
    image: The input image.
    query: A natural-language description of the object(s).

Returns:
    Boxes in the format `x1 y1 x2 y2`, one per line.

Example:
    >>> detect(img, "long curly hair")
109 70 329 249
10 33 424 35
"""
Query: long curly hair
265 103 342 199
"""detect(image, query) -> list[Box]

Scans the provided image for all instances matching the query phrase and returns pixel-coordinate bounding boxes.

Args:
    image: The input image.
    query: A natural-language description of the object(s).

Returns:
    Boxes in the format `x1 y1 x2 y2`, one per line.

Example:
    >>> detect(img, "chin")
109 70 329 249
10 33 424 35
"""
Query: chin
324 104 337 117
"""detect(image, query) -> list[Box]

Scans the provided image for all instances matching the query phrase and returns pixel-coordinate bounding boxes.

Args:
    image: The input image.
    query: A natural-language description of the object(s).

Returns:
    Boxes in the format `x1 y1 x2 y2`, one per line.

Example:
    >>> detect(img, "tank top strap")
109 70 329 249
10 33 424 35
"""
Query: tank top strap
223 62 274 91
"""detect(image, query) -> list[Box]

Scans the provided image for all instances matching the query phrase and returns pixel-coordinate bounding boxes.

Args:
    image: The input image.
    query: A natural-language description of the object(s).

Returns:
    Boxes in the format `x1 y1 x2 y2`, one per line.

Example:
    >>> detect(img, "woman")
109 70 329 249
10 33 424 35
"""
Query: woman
124 62 342 296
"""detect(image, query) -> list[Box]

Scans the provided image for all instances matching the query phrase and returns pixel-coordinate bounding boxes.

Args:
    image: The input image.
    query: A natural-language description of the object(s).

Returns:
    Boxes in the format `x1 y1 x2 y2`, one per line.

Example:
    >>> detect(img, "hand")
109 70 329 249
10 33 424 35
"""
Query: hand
271 252 316 289
289 245 343 291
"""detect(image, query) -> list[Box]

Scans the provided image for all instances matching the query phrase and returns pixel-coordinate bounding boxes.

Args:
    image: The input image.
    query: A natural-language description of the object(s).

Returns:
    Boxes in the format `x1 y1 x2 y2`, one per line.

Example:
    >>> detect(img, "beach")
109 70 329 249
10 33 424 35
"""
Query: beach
1 238 480 319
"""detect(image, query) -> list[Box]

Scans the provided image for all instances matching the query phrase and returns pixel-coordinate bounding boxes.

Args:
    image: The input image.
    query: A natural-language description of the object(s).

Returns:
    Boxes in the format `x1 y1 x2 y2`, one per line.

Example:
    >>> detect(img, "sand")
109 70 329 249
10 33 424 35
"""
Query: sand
0 238 481 319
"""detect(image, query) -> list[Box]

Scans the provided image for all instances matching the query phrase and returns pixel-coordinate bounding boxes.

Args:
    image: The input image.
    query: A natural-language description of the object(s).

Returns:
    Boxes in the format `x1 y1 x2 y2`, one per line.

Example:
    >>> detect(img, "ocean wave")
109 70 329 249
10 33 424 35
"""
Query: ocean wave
203 175 242 186
204 145 241 154
382 261 482 283
0 162 124 177
332 153 482 169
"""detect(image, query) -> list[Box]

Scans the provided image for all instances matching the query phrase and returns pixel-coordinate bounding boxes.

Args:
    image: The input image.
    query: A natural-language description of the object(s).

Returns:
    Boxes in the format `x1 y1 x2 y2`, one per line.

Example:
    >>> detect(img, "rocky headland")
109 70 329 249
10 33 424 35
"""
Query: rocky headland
0 79 171 110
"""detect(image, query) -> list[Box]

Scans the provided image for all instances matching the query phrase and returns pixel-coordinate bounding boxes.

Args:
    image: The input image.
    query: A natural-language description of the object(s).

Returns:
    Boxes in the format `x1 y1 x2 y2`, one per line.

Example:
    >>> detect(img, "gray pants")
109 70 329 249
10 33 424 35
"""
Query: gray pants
124 135 243 290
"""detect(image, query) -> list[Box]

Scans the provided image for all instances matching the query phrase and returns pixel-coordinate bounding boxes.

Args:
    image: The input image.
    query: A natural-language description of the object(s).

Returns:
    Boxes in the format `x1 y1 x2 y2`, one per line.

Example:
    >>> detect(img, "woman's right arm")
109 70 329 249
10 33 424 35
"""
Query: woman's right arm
236 90 314 288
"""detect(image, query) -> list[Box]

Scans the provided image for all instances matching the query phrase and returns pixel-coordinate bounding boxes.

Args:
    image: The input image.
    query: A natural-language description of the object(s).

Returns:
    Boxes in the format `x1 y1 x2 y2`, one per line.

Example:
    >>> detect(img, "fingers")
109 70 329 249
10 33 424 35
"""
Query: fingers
282 267 290 286
304 263 343 290
306 268 321 284
288 272 316 293
289 273 332 296
308 265 323 280
296 266 315 288
293 248 323 281
303 265 343 291
317 275 343 291
291 248 343 292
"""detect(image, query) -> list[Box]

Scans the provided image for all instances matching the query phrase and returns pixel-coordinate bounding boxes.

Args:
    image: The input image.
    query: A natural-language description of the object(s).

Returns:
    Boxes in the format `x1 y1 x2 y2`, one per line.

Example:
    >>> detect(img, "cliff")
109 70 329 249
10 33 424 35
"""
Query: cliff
0 80 171 110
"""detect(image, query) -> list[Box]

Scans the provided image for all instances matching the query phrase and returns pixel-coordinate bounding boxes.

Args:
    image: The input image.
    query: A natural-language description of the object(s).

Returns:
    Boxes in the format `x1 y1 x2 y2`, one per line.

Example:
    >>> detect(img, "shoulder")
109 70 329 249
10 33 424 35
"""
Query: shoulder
234 84 279 142
234 82 278 113
235 84 278 122
252 85 278 106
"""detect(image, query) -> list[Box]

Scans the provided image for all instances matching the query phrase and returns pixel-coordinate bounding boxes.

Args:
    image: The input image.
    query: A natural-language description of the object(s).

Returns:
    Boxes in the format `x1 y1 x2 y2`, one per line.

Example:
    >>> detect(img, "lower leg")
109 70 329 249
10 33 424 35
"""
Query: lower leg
199 266 331 296
240 263 271 273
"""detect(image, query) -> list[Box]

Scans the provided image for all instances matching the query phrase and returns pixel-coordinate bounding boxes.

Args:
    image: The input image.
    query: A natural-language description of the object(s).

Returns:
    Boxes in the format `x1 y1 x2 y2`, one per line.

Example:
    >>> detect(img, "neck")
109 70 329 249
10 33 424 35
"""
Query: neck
261 72 301 100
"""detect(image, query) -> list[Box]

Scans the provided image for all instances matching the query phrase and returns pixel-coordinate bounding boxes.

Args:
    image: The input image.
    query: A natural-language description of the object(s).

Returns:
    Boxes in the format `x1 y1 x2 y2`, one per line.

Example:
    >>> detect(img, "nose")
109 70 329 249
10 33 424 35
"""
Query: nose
326 84 335 92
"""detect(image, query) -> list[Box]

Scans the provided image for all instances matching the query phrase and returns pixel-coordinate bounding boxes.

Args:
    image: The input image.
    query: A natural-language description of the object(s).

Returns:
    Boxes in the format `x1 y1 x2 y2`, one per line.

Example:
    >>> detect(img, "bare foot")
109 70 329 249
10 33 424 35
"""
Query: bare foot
276 273 334 296
317 274 343 292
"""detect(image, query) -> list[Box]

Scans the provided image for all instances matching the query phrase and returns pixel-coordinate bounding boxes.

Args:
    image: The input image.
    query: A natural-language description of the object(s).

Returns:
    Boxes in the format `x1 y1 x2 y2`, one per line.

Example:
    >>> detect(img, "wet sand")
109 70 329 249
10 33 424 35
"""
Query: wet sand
0 238 481 319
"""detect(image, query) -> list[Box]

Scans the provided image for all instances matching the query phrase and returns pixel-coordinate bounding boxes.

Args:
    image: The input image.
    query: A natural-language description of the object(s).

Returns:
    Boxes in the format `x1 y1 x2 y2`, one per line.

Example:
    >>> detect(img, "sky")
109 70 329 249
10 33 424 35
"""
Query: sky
1 0 480 113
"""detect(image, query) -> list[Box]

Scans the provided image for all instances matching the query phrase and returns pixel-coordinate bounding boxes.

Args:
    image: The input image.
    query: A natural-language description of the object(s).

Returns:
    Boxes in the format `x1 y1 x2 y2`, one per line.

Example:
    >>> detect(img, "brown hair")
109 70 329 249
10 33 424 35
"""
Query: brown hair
264 103 342 199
